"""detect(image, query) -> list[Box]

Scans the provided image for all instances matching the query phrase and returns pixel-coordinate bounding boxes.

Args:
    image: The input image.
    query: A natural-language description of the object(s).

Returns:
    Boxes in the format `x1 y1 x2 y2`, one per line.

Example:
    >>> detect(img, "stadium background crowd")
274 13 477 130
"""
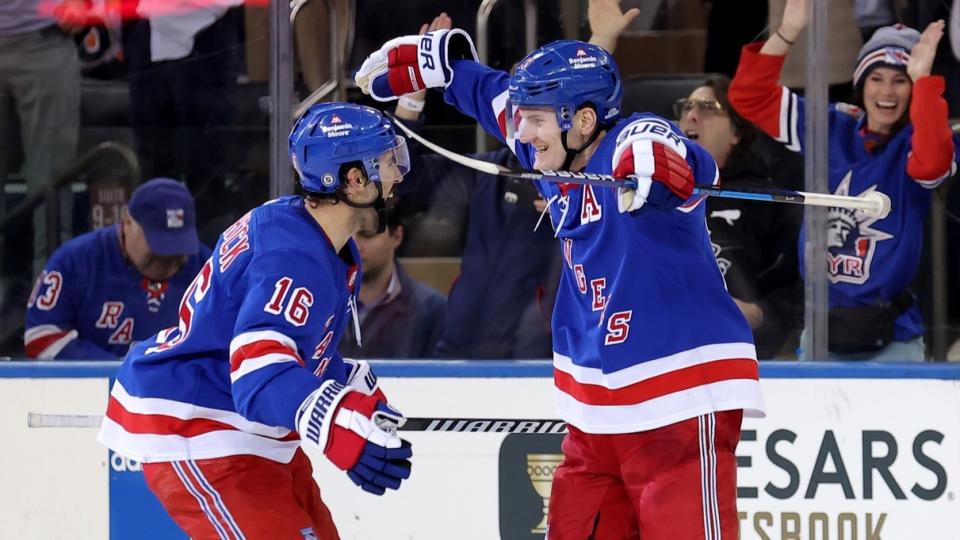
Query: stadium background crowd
2 0 960 362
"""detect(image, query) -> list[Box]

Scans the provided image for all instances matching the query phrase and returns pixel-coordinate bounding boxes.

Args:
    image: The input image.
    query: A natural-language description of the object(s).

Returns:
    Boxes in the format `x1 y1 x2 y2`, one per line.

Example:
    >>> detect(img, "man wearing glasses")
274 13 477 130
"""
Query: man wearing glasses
675 77 803 359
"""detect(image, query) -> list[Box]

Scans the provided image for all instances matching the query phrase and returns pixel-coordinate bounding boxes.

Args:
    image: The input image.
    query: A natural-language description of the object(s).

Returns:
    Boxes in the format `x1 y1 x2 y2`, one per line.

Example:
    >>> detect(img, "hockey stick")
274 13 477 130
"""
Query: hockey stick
27 413 568 434
388 114 890 217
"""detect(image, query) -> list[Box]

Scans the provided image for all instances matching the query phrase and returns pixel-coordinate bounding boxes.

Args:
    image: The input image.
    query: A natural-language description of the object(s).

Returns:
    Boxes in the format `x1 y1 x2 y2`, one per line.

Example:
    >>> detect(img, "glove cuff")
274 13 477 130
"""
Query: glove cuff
296 379 352 451
418 28 478 88
344 358 379 396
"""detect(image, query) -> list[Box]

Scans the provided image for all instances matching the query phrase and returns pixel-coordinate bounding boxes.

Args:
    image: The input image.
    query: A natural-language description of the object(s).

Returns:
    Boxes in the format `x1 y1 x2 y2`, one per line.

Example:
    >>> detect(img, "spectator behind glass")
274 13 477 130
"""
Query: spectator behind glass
339 202 446 359
905 0 960 117
390 13 561 359
730 0 960 360
767 0 863 103
0 0 84 272
24 178 211 360
676 76 803 359
855 0 897 41
122 0 242 231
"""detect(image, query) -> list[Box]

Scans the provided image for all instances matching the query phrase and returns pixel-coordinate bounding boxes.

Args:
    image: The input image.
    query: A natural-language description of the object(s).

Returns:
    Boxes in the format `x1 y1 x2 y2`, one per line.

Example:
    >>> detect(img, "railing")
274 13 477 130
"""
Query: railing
290 0 358 120
272 0 357 198
0 141 140 258
0 141 139 356
475 0 538 152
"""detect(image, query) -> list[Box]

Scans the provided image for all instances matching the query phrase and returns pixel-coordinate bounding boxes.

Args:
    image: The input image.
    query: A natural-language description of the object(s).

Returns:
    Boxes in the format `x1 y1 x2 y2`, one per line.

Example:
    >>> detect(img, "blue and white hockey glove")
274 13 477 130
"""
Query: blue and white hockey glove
612 128 695 213
355 28 478 101
297 380 413 496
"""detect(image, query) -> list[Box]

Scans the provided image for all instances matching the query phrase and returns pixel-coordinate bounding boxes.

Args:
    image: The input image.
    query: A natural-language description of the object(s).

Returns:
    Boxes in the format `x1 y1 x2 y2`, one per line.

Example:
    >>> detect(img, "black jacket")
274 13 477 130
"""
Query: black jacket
708 157 803 358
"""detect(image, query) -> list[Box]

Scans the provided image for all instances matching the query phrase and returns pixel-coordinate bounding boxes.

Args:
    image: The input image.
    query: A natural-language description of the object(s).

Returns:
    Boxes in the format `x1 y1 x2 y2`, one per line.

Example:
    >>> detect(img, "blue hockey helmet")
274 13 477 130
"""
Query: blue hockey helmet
507 40 623 137
289 102 410 194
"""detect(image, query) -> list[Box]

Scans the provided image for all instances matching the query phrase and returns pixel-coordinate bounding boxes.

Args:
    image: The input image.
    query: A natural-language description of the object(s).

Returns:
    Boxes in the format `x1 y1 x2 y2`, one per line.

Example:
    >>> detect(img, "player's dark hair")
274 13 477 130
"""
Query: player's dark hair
298 160 367 204
701 75 757 169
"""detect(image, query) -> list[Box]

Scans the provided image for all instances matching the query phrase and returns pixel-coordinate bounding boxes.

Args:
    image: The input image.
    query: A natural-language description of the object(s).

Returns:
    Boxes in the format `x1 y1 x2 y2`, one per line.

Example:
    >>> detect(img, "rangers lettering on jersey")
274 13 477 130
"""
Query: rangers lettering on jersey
440 59 764 434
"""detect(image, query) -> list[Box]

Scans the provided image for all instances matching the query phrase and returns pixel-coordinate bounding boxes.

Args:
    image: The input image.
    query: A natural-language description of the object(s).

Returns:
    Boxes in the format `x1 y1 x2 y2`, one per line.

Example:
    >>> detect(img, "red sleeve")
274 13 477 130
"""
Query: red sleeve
906 75 955 184
728 43 790 140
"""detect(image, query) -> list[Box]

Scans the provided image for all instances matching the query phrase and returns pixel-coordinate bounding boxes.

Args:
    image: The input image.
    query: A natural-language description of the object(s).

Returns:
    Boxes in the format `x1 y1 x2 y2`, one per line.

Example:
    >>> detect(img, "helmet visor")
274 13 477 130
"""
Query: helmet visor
504 101 562 142
367 136 411 183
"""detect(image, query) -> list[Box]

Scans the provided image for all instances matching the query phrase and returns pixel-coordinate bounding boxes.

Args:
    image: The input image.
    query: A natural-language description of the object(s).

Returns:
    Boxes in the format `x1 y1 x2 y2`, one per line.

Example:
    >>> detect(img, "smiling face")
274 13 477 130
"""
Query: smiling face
677 86 739 168
861 67 912 134
516 106 568 170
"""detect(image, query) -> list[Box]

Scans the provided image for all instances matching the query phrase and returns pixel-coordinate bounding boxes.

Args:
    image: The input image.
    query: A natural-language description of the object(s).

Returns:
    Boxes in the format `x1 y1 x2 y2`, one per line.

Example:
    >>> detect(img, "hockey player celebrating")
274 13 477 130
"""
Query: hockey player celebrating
97 103 414 539
356 17 765 540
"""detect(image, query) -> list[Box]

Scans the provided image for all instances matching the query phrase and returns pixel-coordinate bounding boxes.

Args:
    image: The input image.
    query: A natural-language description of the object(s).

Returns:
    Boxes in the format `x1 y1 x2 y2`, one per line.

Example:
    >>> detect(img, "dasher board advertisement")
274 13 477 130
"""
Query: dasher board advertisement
1 361 959 539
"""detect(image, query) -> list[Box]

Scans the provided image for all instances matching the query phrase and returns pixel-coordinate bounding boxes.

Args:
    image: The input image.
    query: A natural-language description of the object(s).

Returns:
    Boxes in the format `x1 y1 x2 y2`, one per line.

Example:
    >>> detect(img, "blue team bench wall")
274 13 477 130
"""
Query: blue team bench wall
2 360 960 379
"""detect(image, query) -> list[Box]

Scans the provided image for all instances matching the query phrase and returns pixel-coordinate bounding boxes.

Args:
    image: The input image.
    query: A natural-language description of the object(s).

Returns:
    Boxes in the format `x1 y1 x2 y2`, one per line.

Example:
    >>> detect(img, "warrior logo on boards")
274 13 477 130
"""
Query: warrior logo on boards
826 172 892 285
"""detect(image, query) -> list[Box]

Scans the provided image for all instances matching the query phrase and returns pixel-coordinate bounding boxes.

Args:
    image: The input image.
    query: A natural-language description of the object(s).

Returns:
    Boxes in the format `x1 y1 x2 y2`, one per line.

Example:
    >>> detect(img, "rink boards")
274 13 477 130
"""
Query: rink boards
1 361 959 540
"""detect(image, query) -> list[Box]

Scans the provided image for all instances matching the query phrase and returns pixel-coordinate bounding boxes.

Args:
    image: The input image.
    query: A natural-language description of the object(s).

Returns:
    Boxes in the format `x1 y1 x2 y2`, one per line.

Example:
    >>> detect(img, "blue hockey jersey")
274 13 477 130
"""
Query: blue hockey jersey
730 43 960 342
24 225 210 359
444 60 765 433
97 197 361 463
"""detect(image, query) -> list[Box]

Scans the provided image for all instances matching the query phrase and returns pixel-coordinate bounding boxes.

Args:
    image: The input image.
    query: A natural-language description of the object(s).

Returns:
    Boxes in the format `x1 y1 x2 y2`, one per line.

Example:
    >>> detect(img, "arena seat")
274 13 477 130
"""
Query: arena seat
619 73 713 120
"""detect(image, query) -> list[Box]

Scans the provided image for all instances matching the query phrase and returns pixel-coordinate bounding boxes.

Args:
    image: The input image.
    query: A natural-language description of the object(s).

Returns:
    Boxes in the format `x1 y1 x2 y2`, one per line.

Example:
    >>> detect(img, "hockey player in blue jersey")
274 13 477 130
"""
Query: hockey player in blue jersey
25 178 210 359
97 103 413 539
356 15 765 540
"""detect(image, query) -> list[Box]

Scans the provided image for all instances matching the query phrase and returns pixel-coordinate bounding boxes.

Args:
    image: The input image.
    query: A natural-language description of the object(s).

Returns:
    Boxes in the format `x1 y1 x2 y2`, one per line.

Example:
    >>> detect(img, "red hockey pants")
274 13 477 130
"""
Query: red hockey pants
142 448 339 539
546 410 743 540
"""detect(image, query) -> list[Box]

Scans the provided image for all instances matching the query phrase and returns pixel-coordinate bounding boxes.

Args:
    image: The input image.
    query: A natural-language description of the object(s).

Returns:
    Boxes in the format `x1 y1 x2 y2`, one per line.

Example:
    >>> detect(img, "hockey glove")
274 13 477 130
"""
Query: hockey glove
343 358 384 399
297 380 413 495
355 28 479 101
613 138 695 213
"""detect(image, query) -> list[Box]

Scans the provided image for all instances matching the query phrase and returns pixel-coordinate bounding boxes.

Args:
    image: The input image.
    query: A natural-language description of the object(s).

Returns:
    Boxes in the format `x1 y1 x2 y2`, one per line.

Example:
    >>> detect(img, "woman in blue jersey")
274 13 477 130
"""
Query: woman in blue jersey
729 0 959 360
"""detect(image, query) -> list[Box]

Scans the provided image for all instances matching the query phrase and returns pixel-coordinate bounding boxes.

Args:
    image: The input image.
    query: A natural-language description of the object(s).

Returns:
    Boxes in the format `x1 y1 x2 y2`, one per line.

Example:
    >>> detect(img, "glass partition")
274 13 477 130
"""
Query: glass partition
2 0 956 364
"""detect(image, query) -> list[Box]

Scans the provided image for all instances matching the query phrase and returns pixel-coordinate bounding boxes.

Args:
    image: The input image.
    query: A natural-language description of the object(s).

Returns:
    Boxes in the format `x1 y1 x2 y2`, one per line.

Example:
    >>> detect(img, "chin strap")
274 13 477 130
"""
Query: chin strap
559 125 606 171
337 182 388 233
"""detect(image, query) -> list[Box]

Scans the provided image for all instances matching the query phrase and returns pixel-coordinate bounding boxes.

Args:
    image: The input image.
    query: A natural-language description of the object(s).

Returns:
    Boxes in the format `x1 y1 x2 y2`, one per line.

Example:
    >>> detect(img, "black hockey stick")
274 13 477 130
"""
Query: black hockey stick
388 113 890 216
401 417 567 433
27 413 568 434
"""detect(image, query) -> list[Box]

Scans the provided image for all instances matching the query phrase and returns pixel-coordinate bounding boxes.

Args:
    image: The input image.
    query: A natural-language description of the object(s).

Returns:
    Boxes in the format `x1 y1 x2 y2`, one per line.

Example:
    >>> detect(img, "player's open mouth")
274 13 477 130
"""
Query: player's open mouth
536 144 549 153
685 130 699 140
876 100 898 110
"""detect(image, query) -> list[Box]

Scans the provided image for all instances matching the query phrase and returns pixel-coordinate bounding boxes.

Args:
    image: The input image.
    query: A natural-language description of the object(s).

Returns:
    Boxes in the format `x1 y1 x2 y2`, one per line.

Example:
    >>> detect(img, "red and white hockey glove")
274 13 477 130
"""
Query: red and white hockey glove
355 28 478 102
612 127 695 213
297 380 412 495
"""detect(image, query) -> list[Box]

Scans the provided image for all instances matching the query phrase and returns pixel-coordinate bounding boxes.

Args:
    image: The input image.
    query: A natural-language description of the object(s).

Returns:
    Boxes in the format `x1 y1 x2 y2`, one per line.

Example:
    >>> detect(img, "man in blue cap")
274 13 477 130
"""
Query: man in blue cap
24 177 210 359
